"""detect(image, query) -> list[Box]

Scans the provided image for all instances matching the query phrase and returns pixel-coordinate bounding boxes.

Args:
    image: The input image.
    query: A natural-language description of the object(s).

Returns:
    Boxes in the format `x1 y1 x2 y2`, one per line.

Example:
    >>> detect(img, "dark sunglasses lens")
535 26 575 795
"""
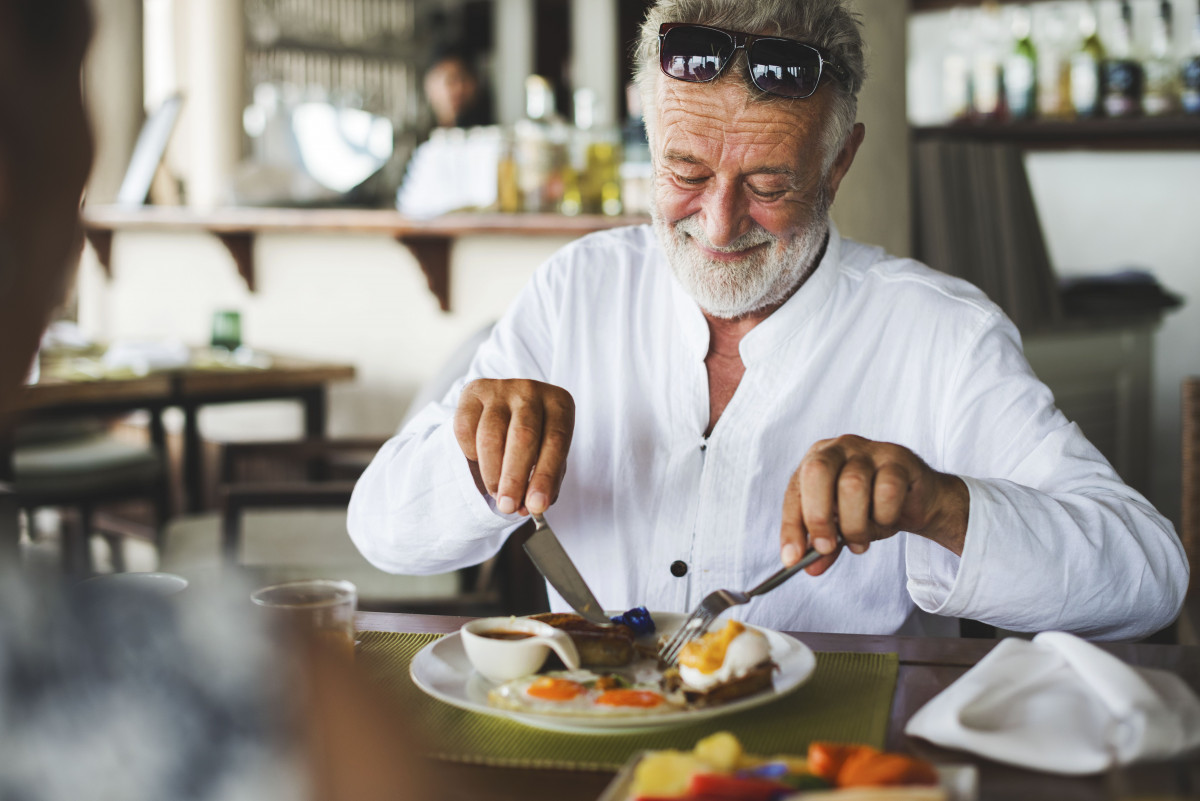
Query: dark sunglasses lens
661 26 734 82
749 39 823 97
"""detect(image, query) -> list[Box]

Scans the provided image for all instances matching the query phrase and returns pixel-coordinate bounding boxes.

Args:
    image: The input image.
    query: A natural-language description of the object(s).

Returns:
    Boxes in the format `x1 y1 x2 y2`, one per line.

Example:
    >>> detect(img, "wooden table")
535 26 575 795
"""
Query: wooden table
5 351 355 512
356 612 1200 801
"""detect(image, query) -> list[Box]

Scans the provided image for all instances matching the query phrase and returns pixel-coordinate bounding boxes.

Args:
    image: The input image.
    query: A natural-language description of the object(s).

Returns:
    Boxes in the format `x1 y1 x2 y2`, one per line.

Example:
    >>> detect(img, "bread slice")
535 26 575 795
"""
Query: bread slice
529 612 635 667
662 661 775 707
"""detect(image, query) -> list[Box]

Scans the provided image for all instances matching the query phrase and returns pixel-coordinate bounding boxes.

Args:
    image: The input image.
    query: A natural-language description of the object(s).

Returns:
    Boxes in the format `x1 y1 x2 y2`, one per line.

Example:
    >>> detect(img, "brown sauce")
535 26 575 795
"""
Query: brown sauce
479 630 536 640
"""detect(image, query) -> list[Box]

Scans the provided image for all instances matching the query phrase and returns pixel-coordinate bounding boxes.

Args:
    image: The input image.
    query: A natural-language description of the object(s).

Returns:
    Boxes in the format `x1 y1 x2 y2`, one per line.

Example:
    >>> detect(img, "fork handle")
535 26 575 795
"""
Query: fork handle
746 545 828 598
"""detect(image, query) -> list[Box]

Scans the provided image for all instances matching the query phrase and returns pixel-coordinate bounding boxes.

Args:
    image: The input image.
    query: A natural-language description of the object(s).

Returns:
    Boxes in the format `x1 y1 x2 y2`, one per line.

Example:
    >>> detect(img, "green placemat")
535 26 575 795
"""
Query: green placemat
359 631 898 771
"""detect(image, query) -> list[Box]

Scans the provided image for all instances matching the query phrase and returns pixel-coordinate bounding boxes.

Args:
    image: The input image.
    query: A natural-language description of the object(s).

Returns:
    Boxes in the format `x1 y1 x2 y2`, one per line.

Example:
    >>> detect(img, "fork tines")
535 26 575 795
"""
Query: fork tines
657 610 716 666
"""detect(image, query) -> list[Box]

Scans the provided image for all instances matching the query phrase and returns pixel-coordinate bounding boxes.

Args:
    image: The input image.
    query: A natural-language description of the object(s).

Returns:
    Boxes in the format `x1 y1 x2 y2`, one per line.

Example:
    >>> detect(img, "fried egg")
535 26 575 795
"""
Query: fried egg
677 621 772 692
487 670 677 717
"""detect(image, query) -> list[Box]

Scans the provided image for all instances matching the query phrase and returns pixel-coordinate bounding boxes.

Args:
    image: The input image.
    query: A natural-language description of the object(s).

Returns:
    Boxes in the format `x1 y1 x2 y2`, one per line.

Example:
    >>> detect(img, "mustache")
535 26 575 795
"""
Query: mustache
673 216 776 253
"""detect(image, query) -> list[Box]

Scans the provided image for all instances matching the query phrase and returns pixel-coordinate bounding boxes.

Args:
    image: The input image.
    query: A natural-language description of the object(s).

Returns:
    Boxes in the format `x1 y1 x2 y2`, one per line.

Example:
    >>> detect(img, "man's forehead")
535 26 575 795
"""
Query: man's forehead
654 79 824 165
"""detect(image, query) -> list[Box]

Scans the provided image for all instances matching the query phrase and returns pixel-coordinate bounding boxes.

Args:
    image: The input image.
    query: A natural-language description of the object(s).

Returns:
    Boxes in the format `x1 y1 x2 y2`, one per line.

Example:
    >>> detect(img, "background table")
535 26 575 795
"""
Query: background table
4 351 355 512
356 612 1200 801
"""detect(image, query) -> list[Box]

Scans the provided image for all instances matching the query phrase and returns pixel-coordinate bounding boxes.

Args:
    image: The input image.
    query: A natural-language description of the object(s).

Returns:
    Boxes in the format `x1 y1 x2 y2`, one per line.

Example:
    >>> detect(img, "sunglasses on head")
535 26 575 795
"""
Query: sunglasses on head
658 22 849 100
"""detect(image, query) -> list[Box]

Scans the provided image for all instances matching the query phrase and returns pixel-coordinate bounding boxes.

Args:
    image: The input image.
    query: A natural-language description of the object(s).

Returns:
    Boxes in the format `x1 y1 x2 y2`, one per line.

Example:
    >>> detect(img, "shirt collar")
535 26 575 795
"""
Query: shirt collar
663 220 845 366
739 220 843 365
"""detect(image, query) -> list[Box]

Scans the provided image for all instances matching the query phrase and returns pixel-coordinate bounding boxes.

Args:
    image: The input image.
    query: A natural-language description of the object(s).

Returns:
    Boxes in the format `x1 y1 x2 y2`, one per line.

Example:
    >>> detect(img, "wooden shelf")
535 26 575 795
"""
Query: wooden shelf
81 206 650 312
913 115 1200 151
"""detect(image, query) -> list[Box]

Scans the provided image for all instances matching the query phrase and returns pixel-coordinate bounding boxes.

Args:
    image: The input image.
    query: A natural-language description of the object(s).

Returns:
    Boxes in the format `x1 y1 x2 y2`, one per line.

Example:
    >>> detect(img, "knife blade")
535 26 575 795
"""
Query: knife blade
523 514 612 627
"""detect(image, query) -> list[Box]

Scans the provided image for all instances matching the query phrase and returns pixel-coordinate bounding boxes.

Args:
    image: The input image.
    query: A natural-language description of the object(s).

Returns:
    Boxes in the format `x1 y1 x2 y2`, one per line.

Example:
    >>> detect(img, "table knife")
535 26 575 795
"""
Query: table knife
524 514 612 627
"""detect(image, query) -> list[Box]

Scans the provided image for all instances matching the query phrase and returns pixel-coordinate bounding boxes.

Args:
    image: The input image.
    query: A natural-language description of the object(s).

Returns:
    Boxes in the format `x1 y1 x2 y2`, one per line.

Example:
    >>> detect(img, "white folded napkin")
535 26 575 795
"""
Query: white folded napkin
103 339 191 374
905 631 1200 775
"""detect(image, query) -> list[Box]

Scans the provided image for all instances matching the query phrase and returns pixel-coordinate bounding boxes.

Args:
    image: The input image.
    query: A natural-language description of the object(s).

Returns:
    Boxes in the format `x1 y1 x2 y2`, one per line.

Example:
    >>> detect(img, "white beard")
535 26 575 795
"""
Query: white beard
652 193 832 320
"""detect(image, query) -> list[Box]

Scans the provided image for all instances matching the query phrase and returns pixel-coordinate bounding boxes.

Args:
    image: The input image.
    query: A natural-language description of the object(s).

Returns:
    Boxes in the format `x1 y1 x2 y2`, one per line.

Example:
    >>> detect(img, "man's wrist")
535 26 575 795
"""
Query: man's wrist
920 474 969 556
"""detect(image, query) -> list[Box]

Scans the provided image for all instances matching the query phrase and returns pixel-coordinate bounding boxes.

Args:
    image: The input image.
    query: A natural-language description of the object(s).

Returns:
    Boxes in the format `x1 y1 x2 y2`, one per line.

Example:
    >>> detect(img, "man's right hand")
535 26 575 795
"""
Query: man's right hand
453 379 575 516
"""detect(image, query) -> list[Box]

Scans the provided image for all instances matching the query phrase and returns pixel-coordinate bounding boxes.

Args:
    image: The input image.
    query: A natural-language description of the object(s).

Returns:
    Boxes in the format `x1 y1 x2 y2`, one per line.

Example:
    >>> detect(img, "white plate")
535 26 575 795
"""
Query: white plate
596 753 979 801
408 612 817 734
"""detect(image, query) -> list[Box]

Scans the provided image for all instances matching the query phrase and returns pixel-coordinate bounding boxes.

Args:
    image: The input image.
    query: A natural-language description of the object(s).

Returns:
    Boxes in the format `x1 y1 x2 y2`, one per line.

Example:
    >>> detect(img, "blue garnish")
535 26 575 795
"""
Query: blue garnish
739 762 789 779
610 606 655 635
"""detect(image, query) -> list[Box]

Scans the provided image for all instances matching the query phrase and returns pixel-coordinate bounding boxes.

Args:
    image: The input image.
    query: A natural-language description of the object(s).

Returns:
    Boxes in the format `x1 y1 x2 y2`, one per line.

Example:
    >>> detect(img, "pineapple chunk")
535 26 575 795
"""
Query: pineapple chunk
631 751 707 797
693 731 743 773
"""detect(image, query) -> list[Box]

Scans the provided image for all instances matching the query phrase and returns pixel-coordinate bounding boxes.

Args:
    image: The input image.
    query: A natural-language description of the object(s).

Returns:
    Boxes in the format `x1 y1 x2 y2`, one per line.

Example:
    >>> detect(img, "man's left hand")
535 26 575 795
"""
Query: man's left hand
779 435 969 575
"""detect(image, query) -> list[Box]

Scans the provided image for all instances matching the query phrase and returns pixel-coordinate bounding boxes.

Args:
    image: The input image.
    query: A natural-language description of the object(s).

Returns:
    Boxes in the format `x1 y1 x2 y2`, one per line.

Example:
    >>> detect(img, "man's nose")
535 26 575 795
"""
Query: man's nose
699 181 749 248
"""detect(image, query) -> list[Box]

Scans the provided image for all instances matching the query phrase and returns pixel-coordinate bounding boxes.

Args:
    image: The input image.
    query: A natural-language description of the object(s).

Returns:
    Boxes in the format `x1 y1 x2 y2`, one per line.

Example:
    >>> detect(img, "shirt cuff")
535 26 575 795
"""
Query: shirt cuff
905 474 989 617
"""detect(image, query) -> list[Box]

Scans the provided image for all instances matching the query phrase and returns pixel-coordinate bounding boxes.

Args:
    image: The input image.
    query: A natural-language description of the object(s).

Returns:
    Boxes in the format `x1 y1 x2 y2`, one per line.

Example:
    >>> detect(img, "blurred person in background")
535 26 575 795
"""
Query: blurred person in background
0 2 451 798
422 42 493 130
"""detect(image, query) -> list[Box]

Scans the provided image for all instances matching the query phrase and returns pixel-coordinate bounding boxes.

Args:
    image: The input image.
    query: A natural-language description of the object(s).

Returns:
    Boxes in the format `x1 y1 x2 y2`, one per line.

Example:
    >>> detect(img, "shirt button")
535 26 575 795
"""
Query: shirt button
699 443 707 451
670 560 688 577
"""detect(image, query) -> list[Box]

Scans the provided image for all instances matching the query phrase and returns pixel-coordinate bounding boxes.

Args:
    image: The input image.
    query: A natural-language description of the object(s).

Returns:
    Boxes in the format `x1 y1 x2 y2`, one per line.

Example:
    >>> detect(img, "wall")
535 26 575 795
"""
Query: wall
835 0 911 258
1026 152 1200 526
76 233 573 439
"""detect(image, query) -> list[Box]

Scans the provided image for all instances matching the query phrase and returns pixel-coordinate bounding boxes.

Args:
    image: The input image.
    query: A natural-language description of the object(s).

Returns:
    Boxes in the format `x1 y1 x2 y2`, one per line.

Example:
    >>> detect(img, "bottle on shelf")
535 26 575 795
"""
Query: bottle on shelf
563 88 623 217
1142 0 1180 116
1035 3 1074 119
496 129 521 213
1070 1 1105 119
1185 5 1200 114
1101 0 1144 118
971 3 1006 121
1004 5 1037 121
513 75 568 213
942 7 974 122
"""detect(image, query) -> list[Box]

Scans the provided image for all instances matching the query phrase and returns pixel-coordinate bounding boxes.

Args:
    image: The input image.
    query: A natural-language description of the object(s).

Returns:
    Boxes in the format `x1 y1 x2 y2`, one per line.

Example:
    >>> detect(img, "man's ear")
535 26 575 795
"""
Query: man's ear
827 122 866 202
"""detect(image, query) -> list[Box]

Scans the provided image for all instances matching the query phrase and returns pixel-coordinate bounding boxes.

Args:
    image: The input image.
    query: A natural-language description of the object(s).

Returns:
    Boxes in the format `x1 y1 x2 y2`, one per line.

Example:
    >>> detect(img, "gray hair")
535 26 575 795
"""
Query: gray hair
633 0 865 172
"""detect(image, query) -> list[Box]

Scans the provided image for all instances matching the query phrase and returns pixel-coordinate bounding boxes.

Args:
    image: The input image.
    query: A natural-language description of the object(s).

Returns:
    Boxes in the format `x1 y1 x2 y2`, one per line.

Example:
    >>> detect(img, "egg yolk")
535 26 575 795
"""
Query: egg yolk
678 620 746 674
595 689 666 708
526 677 587 701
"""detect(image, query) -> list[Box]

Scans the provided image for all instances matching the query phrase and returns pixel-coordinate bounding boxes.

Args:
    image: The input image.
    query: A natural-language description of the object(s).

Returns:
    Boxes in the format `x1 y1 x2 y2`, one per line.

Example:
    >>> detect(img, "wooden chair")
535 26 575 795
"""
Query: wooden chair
160 437 546 615
161 321 549 615
6 416 169 575
1180 376 1200 642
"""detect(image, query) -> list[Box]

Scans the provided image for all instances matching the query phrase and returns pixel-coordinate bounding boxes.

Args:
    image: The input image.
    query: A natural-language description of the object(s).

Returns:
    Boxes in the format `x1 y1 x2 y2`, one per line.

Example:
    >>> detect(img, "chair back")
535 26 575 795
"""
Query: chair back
1184 377 1200 597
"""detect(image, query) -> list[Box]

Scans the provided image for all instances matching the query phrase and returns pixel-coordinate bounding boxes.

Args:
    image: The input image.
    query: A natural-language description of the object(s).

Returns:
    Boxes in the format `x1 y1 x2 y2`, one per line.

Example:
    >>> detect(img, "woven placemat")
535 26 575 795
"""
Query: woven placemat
359 630 898 771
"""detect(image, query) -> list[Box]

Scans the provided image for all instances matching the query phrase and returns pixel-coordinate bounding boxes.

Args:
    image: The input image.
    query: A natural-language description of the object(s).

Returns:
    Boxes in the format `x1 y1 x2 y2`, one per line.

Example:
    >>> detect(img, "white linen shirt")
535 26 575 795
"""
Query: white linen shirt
348 224 1187 640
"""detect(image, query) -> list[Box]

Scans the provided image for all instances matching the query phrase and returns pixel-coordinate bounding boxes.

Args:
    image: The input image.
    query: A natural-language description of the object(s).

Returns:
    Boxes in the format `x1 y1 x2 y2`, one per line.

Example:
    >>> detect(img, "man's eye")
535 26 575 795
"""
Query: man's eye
748 185 786 200
674 173 706 186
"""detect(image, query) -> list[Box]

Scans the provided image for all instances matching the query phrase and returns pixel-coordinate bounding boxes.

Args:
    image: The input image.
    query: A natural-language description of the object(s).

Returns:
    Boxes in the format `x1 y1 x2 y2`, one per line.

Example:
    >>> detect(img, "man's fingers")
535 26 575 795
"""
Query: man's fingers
474 405 511 499
799 447 843 555
781 465 842 574
836 454 874 547
525 399 574 514
873 461 910 530
779 469 809 566
496 401 544 514
453 395 484 462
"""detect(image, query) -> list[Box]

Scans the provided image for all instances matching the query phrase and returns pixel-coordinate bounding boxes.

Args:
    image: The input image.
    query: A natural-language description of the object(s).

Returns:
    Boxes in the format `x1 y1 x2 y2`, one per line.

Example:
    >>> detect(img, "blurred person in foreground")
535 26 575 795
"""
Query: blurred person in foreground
351 0 1188 640
0 2 449 798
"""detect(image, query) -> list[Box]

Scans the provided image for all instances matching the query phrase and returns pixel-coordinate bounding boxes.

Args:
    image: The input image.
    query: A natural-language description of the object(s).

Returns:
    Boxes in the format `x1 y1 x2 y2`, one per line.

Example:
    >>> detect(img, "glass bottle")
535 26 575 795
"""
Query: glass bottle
1142 0 1180 116
942 7 974 122
1102 0 1144 118
496 129 521 213
1071 1 1105 118
971 4 1006 121
1184 6 1200 114
513 75 568 213
565 88 622 217
1036 3 1073 119
1004 6 1037 121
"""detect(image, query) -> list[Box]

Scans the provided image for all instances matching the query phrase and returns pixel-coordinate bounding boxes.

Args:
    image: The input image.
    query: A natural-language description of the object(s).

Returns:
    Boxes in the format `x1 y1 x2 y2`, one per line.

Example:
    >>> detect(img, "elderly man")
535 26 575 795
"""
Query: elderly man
349 0 1186 639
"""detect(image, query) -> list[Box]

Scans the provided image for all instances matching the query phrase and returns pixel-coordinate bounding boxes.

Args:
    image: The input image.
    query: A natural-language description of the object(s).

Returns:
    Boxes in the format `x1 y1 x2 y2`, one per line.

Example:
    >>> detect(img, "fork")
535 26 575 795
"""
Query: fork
657 543 831 666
